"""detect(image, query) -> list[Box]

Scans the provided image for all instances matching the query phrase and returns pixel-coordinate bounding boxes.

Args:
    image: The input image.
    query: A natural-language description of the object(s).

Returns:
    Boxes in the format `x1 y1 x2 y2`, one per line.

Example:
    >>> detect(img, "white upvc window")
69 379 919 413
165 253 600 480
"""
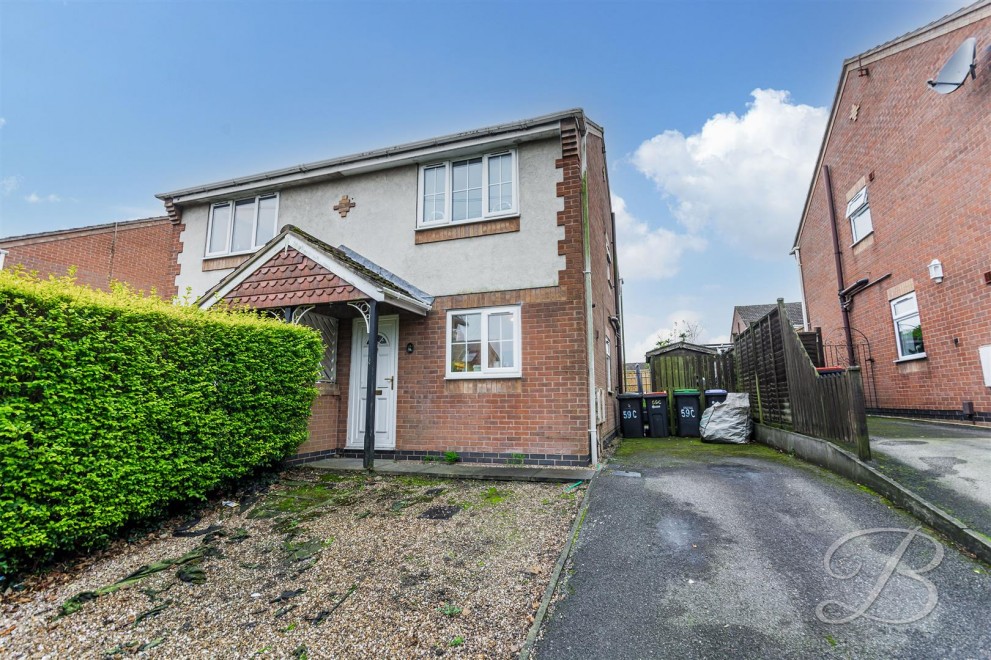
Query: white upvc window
446 305 522 379
846 186 873 244
206 193 279 257
891 292 925 360
417 150 518 228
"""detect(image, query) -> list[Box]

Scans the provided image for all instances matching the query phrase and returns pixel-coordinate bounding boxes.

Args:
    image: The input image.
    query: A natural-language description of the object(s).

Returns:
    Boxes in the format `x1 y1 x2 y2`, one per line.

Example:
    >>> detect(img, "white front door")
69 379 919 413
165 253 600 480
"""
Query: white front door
348 315 399 449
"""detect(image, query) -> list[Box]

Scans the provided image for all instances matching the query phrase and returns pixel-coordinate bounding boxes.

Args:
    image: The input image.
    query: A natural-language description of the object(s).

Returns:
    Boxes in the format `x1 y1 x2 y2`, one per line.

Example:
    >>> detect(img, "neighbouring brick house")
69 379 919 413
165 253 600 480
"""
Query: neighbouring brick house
793 1 991 423
157 110 623 465
0 216 182 298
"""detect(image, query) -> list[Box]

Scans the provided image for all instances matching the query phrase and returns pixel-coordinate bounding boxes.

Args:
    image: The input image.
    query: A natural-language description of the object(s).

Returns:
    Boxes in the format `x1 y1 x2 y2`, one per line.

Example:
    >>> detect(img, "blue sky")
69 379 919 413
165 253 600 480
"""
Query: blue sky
0 0 964 356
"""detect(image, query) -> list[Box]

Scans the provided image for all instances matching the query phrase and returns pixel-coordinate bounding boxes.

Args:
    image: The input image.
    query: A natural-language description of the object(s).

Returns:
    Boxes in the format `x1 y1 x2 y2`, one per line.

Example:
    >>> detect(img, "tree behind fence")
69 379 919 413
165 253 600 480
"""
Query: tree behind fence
733 299 870 459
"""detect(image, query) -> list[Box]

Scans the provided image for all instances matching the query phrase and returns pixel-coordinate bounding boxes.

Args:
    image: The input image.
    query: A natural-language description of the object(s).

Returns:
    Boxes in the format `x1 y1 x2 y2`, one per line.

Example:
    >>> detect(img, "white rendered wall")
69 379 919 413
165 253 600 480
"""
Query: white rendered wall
174 138 566 300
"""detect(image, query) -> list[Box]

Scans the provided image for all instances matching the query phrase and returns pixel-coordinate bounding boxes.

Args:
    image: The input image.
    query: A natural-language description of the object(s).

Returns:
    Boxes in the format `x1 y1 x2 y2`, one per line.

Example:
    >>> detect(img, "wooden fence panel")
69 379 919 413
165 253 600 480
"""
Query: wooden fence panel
733 299 870 459
648 352 735 393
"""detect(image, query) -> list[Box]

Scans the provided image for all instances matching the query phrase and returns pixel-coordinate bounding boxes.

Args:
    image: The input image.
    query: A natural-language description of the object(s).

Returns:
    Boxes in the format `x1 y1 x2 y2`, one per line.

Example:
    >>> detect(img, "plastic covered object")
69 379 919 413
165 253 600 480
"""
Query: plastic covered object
699 393 752 444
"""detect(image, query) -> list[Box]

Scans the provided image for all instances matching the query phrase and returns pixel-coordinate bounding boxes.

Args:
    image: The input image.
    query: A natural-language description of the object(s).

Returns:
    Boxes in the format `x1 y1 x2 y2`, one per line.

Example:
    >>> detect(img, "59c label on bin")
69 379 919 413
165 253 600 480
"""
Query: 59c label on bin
623 410 639 420
680 406 697 419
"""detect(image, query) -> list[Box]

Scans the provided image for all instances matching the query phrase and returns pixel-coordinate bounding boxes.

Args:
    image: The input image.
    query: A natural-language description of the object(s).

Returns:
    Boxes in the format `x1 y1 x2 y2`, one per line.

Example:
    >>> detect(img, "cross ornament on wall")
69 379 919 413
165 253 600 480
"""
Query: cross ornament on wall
334 195 356 218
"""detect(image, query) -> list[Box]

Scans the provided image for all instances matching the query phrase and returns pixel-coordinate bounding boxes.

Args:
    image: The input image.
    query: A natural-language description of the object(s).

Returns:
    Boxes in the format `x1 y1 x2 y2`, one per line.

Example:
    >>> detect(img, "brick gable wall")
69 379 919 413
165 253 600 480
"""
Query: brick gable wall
1 218 180 299
797 15 991 421
585 132 621 446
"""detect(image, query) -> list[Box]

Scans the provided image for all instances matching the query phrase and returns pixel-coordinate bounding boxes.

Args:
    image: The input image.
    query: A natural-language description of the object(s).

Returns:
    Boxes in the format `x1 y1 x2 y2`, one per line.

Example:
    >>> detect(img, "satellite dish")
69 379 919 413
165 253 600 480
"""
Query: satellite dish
927 37 977 94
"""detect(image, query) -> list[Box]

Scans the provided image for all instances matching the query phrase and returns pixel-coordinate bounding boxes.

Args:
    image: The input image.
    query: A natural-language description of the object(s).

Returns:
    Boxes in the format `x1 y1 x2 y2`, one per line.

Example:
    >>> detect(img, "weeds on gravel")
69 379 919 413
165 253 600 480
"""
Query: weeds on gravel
438 602 462 617
449 636 465 647
481 487 507 505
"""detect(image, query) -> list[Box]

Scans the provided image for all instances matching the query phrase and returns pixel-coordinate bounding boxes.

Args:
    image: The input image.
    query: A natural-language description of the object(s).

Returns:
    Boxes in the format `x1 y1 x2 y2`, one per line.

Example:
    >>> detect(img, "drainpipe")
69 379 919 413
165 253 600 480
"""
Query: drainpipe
789 246 810 331
576 116 599 467
363 300 379 470
0 249 7 271
618 277 627 392
823 165 856 367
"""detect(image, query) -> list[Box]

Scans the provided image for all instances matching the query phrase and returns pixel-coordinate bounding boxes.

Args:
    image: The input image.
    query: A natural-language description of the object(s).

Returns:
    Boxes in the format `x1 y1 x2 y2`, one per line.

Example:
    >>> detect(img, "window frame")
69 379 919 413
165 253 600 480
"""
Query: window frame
890 292 926 361
205 193 280 258
846 186 874 245
445 305 522 380
417 149 519 229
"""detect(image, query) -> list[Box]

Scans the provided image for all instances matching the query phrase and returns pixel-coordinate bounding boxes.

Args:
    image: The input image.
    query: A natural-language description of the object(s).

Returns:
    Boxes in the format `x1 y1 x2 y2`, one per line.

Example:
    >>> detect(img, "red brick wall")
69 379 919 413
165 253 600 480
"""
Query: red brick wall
585 132 621 445
391 289 588 461
1 218 180 298
797 15 991 419
296 120 604 463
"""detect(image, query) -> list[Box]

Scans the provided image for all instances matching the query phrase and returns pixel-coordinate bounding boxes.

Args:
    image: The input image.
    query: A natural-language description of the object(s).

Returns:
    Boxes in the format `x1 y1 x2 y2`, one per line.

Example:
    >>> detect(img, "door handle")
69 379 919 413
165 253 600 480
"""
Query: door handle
385 376 394 390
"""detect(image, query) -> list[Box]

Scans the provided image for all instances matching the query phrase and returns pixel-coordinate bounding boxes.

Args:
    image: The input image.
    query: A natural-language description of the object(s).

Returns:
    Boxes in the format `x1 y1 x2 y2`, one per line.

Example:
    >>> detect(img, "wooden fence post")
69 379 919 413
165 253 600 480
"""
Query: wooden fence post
846 365 871 460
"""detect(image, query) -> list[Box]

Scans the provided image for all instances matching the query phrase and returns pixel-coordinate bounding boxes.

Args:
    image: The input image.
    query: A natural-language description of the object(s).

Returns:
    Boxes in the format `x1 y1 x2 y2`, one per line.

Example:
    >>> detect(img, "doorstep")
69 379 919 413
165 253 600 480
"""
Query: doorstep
305 457 597 483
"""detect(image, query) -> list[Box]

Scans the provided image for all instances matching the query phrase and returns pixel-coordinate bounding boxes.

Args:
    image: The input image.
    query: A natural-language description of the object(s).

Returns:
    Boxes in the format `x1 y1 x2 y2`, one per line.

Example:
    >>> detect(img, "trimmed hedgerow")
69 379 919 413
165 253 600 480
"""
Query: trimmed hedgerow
0 270 323 574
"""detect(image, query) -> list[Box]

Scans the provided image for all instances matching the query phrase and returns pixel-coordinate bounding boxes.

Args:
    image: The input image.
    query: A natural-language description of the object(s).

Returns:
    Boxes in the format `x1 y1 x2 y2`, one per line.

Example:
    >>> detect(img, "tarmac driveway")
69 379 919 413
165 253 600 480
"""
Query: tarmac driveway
869 416 991 537
534 438 990 659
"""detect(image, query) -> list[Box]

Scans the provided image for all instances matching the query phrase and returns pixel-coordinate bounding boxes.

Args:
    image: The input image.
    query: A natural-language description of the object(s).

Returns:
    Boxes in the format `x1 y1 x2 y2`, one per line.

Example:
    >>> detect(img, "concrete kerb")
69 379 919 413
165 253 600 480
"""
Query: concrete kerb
307 458 596 483
519 473 596 660
755 424 991 564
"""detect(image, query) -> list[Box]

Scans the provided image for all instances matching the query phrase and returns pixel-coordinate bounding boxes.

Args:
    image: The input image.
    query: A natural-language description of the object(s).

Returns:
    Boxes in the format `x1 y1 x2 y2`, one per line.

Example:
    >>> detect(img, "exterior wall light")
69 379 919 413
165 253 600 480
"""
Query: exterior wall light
928 259 944 284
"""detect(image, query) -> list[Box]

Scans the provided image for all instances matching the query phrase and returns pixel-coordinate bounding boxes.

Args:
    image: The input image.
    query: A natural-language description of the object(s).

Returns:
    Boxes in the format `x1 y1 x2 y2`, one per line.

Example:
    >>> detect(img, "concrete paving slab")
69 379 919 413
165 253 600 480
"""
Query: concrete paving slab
534 437 990 659
306 457 595 483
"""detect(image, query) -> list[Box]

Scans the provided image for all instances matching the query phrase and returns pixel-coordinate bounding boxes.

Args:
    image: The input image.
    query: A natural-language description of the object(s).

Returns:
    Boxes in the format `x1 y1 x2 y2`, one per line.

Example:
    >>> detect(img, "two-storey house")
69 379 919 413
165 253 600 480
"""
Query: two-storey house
793 2 991 423
157 110 622 465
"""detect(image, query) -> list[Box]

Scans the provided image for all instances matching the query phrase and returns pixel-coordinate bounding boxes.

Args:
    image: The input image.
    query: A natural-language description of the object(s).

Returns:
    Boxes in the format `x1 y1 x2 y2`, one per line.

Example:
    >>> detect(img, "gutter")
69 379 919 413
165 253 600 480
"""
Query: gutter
157 109 600 203
790 246 810 331
576 114 599 467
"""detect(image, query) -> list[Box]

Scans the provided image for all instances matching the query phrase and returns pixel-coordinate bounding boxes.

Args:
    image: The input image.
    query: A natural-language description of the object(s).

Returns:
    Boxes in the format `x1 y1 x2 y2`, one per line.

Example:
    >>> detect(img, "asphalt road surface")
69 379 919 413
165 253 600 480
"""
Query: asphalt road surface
534 438 990 659
869 416 991 537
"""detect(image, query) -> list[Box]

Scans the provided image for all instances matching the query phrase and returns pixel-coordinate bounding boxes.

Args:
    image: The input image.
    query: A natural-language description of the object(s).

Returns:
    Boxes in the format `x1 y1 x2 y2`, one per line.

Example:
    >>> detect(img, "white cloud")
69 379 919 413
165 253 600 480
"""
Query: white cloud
632 88 828 258
25 192 61 203
0 118 6 128
1 175 22 195
613 194 706 281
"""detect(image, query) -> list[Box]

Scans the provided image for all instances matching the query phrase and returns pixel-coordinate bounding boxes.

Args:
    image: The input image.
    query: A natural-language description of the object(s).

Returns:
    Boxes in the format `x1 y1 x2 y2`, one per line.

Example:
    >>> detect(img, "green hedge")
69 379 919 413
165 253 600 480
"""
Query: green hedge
0 271 323 574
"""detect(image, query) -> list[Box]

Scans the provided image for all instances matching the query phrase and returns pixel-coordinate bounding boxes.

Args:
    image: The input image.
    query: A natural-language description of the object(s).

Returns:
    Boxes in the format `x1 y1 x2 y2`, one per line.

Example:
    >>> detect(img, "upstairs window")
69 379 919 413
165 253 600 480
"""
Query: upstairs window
206 193 279 256
891 292 925 360
446 306 521 379
418 150 517 228
846 187 873 244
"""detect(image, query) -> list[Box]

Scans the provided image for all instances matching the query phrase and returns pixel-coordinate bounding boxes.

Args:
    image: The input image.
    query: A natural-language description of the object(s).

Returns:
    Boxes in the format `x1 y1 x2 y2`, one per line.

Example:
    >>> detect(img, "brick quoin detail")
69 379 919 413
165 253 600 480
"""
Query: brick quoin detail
296 119 621 462
798 12 991 420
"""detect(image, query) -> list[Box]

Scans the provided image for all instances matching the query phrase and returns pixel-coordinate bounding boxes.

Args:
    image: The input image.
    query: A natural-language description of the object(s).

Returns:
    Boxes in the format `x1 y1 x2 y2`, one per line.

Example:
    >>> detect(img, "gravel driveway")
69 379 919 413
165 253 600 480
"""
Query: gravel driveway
1 469 584 658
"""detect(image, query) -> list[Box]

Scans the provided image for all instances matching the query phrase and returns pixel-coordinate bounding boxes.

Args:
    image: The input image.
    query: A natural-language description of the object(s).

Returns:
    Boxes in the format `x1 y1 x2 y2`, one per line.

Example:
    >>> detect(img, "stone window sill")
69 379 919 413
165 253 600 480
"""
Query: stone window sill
894 353 927 364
